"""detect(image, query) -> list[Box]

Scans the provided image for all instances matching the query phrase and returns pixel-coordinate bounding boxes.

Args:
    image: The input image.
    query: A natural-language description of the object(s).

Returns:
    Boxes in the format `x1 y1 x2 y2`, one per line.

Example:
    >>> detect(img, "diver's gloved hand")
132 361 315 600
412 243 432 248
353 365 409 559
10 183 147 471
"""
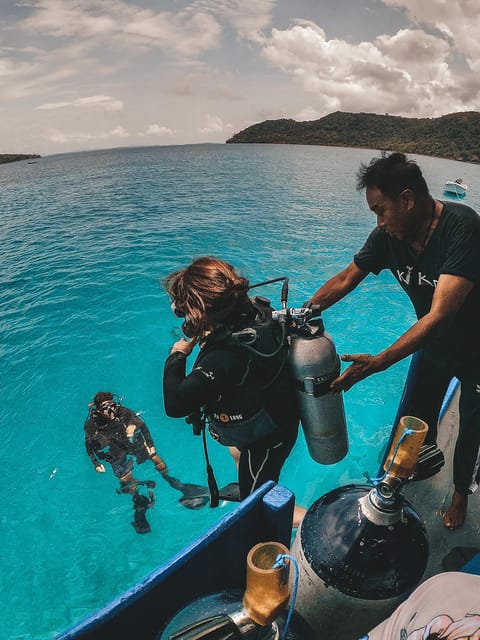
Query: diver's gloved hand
95 463 106 473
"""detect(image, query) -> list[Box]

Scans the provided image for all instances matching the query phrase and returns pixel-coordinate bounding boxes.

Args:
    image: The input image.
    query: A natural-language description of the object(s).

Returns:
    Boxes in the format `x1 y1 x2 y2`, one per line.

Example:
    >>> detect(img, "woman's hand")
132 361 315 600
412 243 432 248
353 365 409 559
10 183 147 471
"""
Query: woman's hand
170 337 197 356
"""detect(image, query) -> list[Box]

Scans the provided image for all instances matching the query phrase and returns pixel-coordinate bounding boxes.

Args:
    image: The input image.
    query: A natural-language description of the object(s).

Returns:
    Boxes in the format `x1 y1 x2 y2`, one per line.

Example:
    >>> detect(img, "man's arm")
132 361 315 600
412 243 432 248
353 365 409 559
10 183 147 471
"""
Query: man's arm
134 415 155 449
309 262 369 311
331 273 474 392
84 421 105 472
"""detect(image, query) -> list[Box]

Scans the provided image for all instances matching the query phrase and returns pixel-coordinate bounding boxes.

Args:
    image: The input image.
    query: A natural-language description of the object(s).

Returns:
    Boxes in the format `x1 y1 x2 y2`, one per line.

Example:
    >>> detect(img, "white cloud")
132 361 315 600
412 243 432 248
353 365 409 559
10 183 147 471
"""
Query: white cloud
191 0 276 42
198 115 233 134
46 125 129 144
383 0 480 72
37 94 124 111
143 124 175 136
261 21 480 117
18 0 222 57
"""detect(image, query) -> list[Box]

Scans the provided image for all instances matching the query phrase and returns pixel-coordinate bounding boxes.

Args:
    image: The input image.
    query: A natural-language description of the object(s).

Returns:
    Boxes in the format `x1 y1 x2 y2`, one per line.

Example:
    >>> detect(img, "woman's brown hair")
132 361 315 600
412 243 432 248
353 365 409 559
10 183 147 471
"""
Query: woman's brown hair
164 256 249 338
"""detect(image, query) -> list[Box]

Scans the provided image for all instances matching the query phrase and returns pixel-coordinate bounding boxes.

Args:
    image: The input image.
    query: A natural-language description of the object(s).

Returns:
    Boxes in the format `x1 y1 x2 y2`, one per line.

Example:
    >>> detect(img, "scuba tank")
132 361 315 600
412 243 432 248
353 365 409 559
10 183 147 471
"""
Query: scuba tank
287 314 348 465
250 276 348 465
291 416 430 637
159 541 314 640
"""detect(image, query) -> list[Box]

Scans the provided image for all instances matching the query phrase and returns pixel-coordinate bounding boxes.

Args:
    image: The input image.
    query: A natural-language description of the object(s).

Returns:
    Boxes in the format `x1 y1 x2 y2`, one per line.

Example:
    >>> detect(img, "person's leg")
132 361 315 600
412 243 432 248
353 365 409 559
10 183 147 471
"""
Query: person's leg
132 436 168 475
150 453 168 475
238 443 281 497
112 456 137 493
237 430 304 526
444 369 480 529
406 352 452 446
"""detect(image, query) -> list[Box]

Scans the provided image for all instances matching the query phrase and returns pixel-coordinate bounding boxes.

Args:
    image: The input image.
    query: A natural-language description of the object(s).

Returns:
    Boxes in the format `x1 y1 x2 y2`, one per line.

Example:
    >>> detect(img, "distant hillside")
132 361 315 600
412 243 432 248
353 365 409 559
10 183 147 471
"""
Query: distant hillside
0 154 41 165
226 111 480 163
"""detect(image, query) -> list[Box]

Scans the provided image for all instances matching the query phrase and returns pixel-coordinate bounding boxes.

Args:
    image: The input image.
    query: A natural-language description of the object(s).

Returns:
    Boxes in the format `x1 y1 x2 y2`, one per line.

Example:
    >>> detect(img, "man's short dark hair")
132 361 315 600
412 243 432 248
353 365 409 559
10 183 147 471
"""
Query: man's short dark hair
93 391 114 408
356 152 429 199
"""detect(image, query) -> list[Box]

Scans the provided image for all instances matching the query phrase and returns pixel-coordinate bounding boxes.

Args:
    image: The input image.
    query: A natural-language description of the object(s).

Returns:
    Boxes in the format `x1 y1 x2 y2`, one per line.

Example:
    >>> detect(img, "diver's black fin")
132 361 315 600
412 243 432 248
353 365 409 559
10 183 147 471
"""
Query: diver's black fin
411 444 445 481
219 482 240 502
161 474 184 491
163 474 210 509
179 495 210 510
131 491 154 534
162 474 239 509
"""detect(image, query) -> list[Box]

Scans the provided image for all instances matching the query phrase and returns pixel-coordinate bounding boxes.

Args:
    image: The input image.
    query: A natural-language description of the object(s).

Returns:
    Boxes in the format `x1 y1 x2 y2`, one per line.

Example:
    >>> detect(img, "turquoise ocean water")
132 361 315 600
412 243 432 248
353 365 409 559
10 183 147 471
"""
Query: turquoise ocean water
2 144 480 639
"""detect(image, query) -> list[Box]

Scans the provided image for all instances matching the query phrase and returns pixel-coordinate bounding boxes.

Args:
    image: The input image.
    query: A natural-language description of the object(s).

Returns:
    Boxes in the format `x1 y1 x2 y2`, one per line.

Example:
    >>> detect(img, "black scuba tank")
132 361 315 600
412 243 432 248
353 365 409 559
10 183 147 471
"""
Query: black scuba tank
290 418 430 637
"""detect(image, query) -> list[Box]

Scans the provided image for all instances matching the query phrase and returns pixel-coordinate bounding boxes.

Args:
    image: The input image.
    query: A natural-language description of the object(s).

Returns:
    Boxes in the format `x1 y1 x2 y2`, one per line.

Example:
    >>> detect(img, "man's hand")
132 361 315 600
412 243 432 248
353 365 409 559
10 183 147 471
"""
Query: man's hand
170 337 197 356
330 353 383 393
95 463 106 473
146 446 156 456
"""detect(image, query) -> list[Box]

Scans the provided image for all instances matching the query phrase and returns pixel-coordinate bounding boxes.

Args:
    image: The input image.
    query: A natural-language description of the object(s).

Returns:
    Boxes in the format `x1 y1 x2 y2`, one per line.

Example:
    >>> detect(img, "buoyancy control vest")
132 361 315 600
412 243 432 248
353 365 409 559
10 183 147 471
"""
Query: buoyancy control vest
195 296 298 449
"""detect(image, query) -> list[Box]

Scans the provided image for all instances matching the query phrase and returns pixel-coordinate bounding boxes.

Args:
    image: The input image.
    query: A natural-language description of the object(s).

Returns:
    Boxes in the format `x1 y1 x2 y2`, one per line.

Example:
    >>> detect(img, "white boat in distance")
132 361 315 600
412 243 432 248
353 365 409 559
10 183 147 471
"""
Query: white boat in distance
444 178 468 196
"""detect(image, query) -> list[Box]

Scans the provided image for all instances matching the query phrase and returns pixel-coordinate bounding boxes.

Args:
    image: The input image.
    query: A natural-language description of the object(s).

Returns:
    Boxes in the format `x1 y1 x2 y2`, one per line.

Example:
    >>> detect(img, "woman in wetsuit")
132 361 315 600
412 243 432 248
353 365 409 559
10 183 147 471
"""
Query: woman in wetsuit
163 257 304 525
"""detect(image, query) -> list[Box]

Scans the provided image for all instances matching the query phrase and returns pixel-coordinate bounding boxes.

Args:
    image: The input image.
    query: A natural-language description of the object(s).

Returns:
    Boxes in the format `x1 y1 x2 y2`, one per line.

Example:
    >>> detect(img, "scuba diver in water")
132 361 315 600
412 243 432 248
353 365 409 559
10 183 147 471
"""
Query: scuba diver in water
84 391 168 533
162 256 306 527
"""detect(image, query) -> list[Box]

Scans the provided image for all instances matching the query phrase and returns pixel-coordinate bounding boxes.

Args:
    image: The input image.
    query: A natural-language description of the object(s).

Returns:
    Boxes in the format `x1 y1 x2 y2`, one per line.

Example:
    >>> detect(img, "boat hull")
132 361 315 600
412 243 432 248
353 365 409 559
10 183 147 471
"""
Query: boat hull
444 181 467 196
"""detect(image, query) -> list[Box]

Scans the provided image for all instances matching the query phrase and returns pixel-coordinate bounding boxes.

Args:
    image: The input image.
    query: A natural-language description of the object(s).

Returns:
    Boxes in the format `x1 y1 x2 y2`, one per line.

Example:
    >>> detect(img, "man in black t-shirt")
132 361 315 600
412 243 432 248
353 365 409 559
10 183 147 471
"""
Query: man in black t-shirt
307 152 480 530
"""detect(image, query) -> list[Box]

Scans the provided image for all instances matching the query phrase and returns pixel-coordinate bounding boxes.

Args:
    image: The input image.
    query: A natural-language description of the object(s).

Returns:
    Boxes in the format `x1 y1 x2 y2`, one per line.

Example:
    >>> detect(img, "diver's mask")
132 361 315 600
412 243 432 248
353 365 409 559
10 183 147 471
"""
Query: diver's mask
98 401 118 417
170 301 185 318
170 301 196 338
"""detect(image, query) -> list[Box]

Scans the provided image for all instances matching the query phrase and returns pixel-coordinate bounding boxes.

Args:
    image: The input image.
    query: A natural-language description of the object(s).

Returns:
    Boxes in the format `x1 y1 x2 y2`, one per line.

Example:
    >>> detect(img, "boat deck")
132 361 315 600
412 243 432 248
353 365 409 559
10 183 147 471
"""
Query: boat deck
402 388 480 578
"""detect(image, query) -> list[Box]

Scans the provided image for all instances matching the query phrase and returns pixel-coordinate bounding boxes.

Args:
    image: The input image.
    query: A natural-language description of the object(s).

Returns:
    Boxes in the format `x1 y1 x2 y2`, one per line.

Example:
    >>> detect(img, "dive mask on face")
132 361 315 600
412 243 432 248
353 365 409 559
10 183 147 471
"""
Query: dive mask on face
170 300 194 337
99 402 117 415
171 301 185 318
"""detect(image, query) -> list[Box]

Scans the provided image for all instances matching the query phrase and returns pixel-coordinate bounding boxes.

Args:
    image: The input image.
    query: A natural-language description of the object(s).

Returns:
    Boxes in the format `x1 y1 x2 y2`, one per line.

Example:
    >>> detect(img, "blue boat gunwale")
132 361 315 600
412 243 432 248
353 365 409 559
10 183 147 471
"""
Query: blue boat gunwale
57 482 295 639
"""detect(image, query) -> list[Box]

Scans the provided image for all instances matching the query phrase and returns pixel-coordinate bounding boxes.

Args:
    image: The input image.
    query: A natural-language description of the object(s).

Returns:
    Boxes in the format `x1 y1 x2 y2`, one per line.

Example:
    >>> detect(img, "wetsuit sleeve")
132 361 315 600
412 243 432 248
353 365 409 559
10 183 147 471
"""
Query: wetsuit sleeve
120 406 155 448
134 415 155 448
354 227 388 275
84 419 99 466
163 348 245 418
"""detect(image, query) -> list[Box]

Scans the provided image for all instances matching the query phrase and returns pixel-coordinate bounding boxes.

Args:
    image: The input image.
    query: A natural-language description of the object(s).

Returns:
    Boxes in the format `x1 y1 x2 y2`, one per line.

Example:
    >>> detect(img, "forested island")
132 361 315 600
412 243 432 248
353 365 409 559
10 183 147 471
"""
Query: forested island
0 154 41 165
226 111 480 163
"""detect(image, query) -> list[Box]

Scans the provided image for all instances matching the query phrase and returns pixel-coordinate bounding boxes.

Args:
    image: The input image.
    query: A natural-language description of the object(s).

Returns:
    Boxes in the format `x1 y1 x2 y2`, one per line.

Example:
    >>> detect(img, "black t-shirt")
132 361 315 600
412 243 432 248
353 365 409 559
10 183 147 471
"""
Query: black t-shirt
354 200 480 368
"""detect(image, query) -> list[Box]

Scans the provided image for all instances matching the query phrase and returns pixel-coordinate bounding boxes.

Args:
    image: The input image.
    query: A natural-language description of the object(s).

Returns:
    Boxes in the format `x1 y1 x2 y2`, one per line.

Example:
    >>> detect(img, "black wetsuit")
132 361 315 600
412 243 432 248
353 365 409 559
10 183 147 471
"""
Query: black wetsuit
355 200 480 495
163 299 299 499
84 405 155 479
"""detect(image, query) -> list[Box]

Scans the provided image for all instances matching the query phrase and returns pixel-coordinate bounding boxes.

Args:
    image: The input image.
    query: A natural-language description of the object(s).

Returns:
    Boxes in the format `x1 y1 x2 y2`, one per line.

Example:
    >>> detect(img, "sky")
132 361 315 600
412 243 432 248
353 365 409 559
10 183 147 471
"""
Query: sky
1 0 480 156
